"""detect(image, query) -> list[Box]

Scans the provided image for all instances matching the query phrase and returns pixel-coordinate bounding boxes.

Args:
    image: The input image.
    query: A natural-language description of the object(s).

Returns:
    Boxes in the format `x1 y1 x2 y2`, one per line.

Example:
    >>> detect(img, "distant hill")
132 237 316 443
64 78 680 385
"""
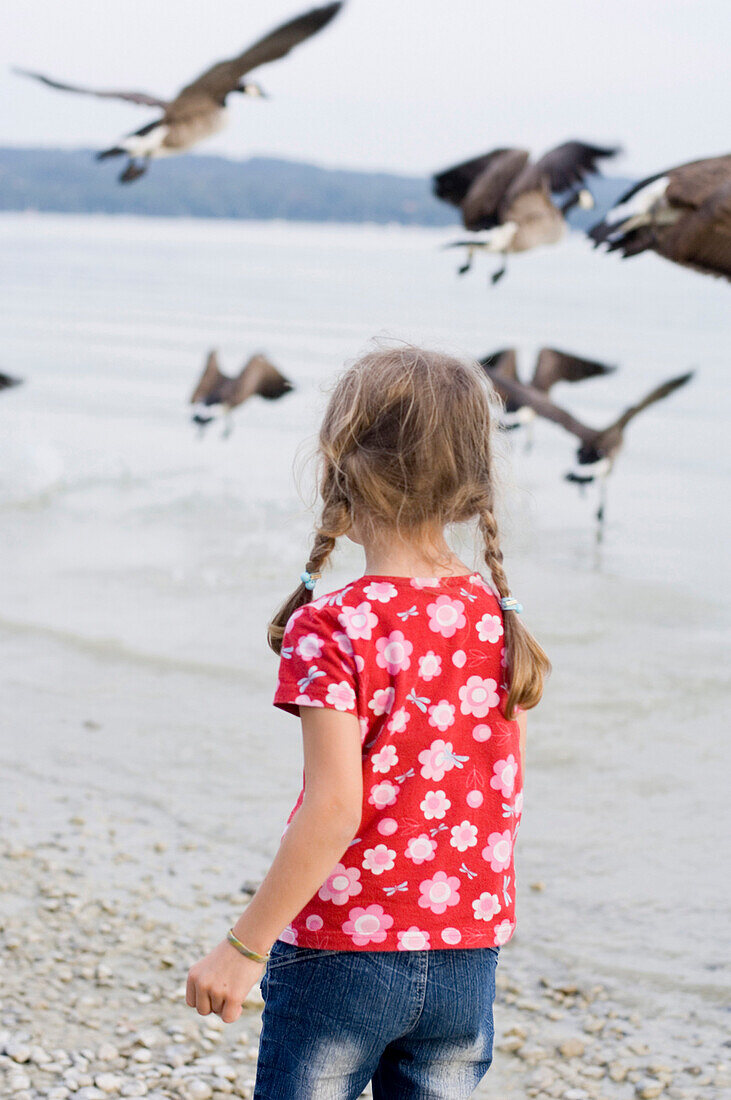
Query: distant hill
0 146 632 227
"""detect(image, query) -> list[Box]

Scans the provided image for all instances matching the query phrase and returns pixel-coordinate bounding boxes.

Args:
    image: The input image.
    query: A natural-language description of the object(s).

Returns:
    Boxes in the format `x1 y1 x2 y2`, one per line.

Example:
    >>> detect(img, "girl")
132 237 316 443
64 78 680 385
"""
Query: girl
186 346 549 1099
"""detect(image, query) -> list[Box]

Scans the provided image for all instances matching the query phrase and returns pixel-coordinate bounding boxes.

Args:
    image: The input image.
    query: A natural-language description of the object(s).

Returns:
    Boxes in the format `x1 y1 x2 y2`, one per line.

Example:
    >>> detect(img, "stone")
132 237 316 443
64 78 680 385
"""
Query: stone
608 1062 629 1082
97 1043 119 1061
558 1038 585 1059
8 1071 32 1091
6 1041 32 1063
562 1089 590 1100
635 1082 664 1099
120 1083 148 1097
95 1071 124 1092
184 1081 213 1100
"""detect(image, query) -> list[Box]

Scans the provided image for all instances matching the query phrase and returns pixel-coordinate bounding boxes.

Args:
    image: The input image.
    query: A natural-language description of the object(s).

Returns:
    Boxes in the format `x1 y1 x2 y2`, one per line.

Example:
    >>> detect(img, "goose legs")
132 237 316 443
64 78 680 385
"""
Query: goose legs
119 158 149 184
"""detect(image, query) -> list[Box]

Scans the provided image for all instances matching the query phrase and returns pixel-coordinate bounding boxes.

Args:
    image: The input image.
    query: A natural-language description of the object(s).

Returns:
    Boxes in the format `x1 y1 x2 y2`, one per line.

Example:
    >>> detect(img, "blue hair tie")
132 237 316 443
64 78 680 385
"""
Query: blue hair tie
300 570 321 591
500 596 523 614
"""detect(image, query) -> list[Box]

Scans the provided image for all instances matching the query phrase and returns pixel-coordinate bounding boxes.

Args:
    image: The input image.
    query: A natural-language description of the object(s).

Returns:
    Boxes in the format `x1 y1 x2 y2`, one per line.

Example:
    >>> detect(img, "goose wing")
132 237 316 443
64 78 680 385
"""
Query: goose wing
433 149 527 211
508 141 619 202
479 349 519 381
489 375 600 446
190 350 229 404
610 372 694 433
13 67 167 107
173 3 342 108
532 348 616 392
663 171 731 279
231 355 293 406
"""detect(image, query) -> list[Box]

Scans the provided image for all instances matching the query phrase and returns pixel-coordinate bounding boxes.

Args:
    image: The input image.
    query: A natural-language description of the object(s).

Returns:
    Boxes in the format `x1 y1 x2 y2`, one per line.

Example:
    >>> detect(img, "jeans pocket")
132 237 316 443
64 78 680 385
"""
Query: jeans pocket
266 941 340 971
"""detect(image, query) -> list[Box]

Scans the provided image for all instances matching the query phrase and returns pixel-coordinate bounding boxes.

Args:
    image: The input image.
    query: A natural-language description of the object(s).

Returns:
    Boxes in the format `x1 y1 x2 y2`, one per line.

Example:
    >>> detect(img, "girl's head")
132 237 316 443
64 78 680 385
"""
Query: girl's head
268 345 549 717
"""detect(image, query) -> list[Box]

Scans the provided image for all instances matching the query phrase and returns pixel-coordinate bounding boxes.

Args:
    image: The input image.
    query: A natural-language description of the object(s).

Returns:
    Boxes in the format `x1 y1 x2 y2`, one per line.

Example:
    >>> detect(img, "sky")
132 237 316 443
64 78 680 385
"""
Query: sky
3 0 729 178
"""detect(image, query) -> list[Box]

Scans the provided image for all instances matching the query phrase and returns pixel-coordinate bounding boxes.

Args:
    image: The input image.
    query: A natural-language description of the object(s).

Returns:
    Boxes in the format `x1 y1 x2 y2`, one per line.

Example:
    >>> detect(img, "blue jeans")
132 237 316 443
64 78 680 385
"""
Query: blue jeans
253 941 500 1099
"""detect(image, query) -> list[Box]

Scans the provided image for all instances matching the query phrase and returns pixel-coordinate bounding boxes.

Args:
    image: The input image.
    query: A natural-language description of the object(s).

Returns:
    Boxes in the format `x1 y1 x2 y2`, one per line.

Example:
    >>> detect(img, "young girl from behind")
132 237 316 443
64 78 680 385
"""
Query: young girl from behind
187 346 550 1099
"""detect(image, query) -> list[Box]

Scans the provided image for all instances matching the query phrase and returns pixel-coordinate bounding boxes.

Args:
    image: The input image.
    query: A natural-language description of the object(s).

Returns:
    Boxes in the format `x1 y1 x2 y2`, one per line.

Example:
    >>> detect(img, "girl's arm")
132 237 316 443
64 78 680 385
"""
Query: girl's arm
187 707 363 1023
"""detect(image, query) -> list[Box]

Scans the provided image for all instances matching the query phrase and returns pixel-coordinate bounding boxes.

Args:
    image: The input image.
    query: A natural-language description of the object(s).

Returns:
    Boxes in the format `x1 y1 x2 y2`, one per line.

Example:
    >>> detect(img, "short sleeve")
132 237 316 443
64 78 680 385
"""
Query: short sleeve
273 603 359 718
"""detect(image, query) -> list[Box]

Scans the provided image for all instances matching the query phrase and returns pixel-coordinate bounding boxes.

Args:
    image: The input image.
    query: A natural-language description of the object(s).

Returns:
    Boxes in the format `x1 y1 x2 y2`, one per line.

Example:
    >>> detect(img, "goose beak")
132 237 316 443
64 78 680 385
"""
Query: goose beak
578 189 595 210
240 82 268 99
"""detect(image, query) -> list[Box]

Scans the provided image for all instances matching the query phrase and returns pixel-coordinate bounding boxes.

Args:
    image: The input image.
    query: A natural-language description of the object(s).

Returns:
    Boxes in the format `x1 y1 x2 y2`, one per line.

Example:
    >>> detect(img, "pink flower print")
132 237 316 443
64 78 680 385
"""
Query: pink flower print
362 844 396 875
404 833 438 864
466 790 484 809
411 577 439 588
325 680 356 711
459 675 499 718
332 630 354 656
364 581 398 603
452 649 467 668
368 687 395 716
371 744 399 774
490 754 518 798
279 925 298 944
369 780 399 810
338 601 378 641
472 892 502 921
418 871 461 915
513 791 524 817
420 789 451 820
397 927 431 951
427 700 456 733
476 613 504 645
378 817 398 836
358 716 369 742
418 651 442 681
440 927 462 945
318 863 362 905
295 632 324 660
418 738 456 781
482 829 513 873
387 707 410 734
375 630 413 674
493 919 515 946
472 723 492 742
342 904 393 946
426 595 466 638
294 694 324 707
469 573 490 590
450 819 478 852
305 915 323 931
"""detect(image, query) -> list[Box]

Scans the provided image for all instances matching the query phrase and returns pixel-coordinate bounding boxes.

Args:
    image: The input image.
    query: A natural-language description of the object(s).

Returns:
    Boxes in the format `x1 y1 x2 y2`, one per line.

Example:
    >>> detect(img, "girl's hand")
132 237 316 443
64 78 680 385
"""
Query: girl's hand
186 939 265 1024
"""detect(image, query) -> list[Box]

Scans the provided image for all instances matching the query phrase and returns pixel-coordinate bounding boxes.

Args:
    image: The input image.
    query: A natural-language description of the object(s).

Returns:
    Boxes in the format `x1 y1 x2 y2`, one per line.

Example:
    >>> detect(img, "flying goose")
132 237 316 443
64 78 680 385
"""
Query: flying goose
491 370 694 537
481 347 616 431
190 350 293 437
0 372 23 392
589 154 731 281
434 141 619 282
15 3 343 183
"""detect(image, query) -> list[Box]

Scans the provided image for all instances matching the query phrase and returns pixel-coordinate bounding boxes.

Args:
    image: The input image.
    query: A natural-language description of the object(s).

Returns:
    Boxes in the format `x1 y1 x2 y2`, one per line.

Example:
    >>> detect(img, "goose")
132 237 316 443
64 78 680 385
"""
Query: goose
0 372 23 392
480 347 616 432
15 3 343 183
434 141 619 282
588 154 731 280
190 350 293 437
491 370 694 538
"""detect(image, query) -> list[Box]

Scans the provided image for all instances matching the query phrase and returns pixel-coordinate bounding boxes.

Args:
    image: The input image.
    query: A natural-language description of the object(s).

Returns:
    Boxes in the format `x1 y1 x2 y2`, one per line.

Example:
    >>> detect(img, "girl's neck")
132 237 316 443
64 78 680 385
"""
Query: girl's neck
360 526 471 580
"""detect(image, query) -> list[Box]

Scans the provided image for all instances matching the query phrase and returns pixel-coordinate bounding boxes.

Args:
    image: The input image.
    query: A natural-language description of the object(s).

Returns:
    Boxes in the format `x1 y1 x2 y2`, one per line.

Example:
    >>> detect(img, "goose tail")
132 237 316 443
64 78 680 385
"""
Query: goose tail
96 146 126 161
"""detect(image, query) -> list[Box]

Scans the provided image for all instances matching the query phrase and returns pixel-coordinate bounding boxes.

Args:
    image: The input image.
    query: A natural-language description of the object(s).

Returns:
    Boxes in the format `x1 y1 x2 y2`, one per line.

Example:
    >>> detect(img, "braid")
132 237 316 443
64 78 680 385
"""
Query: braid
267 496 350 654
477 502 550 719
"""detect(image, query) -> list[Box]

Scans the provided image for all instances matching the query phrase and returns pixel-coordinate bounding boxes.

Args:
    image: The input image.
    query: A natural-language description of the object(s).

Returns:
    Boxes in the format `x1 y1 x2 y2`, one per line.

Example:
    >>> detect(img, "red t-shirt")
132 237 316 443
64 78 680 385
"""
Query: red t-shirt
273 572 523 952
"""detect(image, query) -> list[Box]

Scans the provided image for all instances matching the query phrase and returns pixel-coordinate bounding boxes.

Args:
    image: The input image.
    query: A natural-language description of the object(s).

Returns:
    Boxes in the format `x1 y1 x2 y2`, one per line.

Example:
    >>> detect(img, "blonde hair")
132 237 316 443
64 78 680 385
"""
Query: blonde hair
268 345 550 718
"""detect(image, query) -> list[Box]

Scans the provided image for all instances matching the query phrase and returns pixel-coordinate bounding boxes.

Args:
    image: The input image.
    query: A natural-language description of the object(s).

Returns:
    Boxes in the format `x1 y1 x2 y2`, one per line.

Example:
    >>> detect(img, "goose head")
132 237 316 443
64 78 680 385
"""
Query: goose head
236 81 268 98
565 444 612 485
191 402 224 431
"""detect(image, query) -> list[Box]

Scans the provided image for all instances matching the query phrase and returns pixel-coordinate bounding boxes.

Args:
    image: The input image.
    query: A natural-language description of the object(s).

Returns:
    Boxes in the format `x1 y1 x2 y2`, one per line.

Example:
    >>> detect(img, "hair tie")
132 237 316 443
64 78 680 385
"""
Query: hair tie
500 596 523 614
300 570 321 591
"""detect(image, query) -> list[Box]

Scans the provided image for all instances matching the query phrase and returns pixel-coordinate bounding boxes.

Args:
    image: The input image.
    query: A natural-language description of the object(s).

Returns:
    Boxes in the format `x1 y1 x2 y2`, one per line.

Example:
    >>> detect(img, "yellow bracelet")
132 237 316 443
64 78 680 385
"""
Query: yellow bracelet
226 928 270 963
